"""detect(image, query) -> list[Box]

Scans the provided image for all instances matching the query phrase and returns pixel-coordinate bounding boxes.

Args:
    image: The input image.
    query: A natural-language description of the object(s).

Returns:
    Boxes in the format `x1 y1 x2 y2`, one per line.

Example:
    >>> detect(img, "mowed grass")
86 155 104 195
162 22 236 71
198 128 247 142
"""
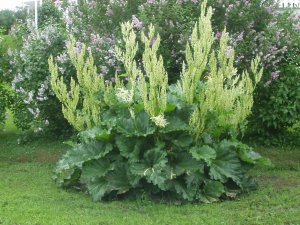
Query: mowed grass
0 122 300 224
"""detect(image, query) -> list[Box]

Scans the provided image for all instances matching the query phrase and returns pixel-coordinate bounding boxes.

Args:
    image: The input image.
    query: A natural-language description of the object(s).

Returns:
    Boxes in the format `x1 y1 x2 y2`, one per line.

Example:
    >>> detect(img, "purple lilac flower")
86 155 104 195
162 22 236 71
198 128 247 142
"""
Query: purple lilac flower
132 15 143 30
236 32 244 42
74 41 82 55
215 31 222 39
271 71 280 80
225 46 233 58
243 0 250 6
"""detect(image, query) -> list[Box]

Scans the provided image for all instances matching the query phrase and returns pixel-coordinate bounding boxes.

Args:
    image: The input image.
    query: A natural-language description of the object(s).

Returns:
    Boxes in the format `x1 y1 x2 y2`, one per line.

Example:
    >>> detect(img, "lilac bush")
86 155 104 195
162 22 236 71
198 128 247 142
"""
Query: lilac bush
248 10 300 142
7 23 72 133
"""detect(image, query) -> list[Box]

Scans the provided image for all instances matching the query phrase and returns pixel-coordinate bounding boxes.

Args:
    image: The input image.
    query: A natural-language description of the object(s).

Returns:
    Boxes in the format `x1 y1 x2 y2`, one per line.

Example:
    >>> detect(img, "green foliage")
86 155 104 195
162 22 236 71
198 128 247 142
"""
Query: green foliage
248 10 300 145
0 35 19 129
0 9 27 35
0 35 20 79
52 1 267 202
38 0 63 28
55 127 269 202
0 10 15 35
139 0 200 83
62 0 142 36
249 52 300 145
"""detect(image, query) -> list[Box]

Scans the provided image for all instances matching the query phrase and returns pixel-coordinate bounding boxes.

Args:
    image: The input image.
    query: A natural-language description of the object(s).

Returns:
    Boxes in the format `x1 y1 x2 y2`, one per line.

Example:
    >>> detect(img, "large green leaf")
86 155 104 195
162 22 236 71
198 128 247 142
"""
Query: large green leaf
135 111 156 135
165 103 176 112
54 141 113 186
209 143 243 185
167 83 186 109
116 118 134 135
105 163 132 194
171 133 193 148
100 109 117 130
162 108 191 133
190 145 216 164
53 166 81 188
185 171 205 189
144 145 169 189
116 110 156 137
86 163 132 201
80 158 112 183
144 143 167 166
237 148 272 167
173 180 197 201
215 140 272 166
64 141 113 166
172 152 203 176
129 143 169 190
203 180 225 201
115 136 145 162
86 177 111 201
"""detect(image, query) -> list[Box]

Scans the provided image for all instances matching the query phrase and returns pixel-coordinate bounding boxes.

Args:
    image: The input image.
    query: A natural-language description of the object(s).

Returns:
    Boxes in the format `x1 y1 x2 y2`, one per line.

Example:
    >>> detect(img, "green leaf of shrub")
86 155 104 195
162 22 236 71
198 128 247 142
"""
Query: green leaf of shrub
190 145 216 164
173 152 203 176
204 180 225 199
54 141 113 186
116 111 156 137
115 136 144 162
209 146 242 185
80 158 112 183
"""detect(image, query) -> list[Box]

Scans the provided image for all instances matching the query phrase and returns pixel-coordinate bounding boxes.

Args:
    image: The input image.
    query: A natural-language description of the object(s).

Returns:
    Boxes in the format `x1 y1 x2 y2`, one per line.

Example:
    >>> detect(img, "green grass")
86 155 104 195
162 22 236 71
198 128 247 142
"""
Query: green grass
0 125 300 224
2 109 18 133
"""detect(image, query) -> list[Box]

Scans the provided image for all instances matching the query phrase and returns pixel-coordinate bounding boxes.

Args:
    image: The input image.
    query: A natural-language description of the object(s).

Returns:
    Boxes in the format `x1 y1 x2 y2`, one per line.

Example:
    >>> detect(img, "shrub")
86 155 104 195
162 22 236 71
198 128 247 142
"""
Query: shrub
247 10 300 144
0 0 76 135
7 24 72 134
50 2 269 203
249 49 300 144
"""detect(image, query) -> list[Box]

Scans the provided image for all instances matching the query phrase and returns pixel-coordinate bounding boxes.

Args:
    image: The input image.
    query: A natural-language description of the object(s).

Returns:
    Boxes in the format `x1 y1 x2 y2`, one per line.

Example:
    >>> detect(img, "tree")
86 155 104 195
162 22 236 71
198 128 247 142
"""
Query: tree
0 10 15 34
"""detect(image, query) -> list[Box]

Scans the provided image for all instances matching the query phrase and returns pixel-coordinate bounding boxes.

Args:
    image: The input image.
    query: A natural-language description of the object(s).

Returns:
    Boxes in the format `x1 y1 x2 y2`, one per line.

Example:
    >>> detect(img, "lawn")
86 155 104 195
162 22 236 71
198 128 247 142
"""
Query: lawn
0 123 300 225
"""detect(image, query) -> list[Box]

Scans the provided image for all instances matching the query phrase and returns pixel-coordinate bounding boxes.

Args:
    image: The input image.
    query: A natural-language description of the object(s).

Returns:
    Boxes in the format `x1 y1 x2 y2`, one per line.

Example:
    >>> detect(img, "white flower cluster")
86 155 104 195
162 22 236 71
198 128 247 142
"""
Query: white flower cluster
150 114 169 128
115 88 133 104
